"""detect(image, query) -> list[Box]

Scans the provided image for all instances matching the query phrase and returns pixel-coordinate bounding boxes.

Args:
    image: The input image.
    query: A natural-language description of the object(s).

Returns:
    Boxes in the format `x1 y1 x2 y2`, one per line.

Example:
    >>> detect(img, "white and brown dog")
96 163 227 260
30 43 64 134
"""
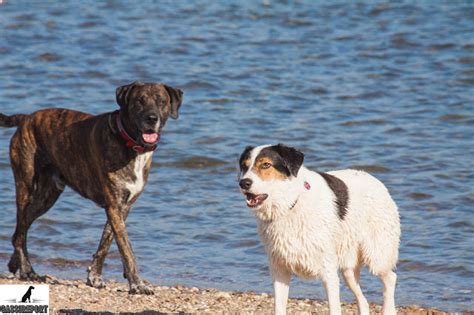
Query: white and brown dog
238 144 400 315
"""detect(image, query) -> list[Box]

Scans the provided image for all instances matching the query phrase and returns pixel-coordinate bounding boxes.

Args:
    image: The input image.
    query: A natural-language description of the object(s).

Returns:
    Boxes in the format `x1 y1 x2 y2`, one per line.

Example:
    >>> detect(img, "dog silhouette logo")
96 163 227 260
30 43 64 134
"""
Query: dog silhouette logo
0 284 48 314
21 286 35 303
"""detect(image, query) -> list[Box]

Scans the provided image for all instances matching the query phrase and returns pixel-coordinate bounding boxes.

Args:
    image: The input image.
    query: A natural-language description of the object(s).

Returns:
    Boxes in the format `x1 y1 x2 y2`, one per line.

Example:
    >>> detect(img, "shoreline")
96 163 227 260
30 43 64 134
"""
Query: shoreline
0 275 452 314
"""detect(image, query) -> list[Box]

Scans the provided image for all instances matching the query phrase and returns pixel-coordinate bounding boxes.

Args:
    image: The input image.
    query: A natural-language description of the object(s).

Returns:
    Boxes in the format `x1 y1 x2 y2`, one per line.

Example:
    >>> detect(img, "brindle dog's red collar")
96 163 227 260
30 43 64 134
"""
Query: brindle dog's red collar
112 111 159 154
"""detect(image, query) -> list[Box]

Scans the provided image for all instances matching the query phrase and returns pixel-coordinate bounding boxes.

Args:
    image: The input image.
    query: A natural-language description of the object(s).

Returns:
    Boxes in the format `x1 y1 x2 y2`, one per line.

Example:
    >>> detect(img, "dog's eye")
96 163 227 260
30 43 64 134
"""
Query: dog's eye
260 162 272 169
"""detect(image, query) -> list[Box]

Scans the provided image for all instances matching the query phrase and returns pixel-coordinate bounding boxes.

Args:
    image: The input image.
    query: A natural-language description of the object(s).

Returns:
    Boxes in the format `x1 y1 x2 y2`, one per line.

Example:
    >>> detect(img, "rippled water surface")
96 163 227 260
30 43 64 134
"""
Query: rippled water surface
0 1 473 312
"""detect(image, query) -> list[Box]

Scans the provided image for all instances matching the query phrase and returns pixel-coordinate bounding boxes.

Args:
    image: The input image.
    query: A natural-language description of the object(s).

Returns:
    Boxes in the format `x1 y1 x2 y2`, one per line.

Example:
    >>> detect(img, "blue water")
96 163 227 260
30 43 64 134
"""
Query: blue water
0 1 473 312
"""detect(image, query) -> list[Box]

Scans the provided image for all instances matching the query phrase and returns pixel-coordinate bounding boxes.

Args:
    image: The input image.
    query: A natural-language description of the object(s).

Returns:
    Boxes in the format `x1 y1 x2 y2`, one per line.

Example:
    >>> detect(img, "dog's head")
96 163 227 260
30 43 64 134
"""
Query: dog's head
238 144 304 221
116 81 183 146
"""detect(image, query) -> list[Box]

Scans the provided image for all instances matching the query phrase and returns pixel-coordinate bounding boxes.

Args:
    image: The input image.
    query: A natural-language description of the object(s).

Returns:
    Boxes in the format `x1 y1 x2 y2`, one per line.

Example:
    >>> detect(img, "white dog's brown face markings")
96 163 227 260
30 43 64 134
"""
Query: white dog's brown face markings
238 144 305 209
253 156 288 181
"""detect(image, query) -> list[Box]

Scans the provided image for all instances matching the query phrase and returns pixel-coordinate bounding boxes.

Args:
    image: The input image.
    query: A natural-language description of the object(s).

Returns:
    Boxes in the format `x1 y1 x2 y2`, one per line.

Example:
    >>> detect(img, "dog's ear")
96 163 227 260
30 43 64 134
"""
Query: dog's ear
116 81 143 108
164 85 183 119
273 144 304 177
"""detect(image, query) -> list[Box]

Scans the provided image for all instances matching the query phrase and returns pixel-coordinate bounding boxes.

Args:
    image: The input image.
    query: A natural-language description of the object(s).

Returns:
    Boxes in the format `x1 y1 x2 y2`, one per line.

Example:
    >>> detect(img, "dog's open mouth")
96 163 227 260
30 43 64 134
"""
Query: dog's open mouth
142 132 159 144
245 193 268 208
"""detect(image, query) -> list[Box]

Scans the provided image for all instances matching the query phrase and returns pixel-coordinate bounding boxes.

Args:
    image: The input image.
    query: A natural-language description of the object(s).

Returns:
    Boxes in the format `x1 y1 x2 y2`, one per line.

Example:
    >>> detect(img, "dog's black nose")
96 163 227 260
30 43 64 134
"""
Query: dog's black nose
146 114 158 124
239 178 253 190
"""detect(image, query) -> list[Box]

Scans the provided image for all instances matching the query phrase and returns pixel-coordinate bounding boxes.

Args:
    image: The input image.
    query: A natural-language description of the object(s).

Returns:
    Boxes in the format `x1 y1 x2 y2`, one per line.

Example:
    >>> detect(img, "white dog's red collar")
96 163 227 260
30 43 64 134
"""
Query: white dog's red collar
290 181 311 210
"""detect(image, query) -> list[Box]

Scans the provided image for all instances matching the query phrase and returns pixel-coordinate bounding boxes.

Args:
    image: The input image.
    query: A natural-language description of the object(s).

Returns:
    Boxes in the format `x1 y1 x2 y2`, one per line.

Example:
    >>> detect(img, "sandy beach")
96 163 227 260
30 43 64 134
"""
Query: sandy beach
0 275 449 314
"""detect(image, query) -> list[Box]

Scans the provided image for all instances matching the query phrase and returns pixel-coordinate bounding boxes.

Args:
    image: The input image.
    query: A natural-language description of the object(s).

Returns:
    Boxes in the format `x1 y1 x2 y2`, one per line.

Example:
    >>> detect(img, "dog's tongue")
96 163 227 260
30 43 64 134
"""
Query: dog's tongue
249 197 258 207
142 133 158 143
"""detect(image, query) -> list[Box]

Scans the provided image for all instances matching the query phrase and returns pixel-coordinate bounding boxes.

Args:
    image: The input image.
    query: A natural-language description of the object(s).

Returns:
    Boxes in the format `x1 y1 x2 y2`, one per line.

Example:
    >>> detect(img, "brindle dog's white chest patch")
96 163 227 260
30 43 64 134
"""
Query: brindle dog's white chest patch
125 152 152 202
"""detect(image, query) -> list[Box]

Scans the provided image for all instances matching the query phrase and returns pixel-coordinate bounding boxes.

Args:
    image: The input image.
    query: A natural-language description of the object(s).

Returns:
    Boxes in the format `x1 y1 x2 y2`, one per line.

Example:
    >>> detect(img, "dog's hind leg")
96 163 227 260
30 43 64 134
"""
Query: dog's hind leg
87 206 131 288
9 162 64 280
380 270 397 315
342 267 369 315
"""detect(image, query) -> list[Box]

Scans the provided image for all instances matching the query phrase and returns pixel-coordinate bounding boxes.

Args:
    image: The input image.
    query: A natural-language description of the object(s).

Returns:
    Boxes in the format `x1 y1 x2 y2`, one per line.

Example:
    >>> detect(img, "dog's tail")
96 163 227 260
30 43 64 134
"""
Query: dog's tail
0 113 27 128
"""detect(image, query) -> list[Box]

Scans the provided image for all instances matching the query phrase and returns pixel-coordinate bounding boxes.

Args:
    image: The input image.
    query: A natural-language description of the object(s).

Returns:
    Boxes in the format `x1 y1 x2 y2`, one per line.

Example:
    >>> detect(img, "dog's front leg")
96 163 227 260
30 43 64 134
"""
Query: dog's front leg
106 206 153 295
271 264 291 315
87 206 132 288
322 269 341 315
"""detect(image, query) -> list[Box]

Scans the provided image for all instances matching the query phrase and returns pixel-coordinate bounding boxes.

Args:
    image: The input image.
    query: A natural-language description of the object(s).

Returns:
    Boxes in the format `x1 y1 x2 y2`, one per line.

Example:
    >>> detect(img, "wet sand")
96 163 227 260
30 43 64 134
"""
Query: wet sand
0 275 449 314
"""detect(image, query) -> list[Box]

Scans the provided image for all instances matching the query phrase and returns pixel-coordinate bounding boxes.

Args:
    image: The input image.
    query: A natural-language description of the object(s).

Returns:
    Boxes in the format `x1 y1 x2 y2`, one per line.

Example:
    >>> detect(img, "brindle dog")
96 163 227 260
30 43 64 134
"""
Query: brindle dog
0 81 183 295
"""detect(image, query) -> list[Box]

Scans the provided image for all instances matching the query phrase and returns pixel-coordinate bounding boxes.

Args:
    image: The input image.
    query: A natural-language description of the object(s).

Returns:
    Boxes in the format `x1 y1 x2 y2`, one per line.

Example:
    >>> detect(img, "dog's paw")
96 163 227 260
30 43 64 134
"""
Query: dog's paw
129 283 154 295
20 270 46 282
86 274 106 289
8 252 20 274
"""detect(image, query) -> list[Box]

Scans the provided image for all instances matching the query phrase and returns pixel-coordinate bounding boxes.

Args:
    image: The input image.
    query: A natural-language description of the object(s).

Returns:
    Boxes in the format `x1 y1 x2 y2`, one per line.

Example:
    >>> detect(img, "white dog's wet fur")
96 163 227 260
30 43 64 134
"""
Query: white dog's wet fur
238 144 400 315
